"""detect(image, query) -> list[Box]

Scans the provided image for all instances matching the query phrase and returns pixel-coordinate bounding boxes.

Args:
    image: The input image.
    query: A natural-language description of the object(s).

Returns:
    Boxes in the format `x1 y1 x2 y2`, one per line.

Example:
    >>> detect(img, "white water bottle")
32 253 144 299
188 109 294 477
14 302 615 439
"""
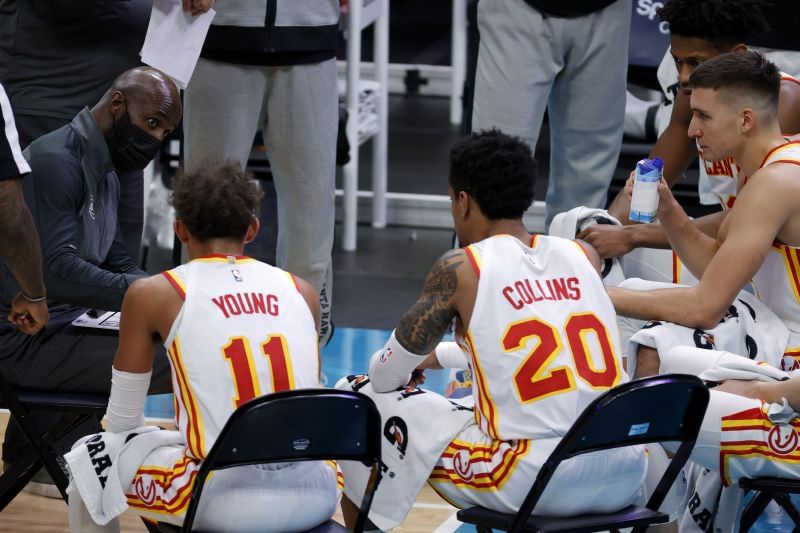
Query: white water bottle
629 157 663 223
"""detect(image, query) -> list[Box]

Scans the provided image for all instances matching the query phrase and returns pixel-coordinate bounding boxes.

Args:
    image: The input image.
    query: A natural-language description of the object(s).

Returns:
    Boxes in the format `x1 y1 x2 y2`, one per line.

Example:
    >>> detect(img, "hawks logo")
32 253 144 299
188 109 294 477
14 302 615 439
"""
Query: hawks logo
453 449 474 482
383 416 409 457
134 475 157 505
767 425 799 456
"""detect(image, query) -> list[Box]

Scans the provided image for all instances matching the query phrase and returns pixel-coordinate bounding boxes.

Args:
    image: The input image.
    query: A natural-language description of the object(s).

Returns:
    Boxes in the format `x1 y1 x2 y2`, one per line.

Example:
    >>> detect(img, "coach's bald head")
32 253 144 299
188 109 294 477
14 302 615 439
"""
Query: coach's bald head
93 67 182 173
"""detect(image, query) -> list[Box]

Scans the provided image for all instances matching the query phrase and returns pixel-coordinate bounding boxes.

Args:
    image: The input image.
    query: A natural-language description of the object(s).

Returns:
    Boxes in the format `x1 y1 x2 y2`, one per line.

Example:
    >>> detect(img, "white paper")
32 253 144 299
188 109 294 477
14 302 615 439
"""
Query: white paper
71 310 121 331
140 0 215 90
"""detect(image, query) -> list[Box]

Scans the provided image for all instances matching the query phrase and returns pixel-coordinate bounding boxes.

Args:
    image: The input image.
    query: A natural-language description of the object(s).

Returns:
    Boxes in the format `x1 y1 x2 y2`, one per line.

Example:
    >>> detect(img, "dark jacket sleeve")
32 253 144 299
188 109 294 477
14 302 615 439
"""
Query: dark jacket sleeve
30 150 143 311
100 222 147 277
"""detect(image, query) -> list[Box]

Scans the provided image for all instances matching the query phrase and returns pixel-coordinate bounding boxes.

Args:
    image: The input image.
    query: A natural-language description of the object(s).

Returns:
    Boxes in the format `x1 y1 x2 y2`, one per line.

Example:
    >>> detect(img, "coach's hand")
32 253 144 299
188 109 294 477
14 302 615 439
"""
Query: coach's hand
8 292 48 335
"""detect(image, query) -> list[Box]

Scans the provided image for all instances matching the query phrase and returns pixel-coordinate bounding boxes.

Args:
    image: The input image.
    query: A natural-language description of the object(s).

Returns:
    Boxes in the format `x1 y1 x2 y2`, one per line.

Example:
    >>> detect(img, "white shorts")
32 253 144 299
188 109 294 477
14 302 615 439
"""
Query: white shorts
659 348 800 486
126 446 340 532
617 278 790 372
622 247 698 287
428 424 647 516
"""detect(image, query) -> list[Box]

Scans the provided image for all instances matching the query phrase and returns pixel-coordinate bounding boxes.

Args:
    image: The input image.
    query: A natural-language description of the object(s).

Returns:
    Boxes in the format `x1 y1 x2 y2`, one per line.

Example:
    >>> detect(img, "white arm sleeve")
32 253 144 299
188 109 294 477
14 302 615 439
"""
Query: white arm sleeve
368 330 427 393
106 367 151 433
435 341 470 369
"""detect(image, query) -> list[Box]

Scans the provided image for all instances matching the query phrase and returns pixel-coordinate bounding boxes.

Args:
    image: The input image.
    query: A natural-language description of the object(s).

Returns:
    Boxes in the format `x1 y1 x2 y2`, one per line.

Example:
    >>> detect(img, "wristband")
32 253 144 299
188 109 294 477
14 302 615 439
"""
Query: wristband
21 292 46 303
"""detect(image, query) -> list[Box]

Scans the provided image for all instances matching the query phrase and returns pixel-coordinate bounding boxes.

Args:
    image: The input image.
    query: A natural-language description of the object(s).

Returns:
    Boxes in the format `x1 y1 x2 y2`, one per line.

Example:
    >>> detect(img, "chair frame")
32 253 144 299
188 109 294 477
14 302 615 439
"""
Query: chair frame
172 388 382 533
457 374 710 533
0 368 108 509
739 477 800 532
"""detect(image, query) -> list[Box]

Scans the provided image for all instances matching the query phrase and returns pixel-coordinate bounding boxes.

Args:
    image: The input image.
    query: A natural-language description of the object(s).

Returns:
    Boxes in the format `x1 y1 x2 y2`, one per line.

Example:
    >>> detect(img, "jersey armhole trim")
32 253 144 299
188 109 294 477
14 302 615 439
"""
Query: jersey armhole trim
162 271 187 301
464 246 481 277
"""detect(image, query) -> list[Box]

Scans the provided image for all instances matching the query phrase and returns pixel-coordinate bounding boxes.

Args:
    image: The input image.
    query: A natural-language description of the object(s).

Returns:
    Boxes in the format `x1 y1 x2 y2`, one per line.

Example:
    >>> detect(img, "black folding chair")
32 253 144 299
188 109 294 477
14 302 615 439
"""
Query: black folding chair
0 369 107 509
739 477 800 532
156 388 383 533
457 374 710 533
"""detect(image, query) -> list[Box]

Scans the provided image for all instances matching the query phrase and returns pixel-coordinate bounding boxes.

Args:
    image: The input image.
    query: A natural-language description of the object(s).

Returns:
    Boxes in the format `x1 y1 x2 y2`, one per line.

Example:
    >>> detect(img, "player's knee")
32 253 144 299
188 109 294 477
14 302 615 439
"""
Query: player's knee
635 346 660 378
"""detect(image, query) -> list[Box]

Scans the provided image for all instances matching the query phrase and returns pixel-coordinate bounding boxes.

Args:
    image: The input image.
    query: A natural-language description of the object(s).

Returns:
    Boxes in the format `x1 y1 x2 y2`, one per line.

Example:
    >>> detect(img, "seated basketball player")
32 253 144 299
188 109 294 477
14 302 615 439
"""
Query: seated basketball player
336 131 646 530
609 52 800 377
578 0 800 284
65 163 338 532
645 346 800 530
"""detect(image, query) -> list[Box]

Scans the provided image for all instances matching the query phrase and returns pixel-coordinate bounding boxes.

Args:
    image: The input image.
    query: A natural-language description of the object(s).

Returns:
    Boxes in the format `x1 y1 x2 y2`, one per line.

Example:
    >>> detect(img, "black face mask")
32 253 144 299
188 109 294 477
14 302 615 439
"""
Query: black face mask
107 102 163 173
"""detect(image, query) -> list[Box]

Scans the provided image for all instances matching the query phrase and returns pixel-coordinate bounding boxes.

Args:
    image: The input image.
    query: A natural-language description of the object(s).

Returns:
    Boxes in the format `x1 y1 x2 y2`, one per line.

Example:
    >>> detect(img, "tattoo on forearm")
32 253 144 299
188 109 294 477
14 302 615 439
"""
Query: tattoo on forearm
397 249 463 354
0 180 46 296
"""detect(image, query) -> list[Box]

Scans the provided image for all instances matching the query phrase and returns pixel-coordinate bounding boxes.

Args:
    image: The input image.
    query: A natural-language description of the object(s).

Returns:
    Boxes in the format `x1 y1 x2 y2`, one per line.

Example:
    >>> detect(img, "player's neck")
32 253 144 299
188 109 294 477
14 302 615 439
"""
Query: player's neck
186 238 246 260
738 128 789 178
484 219 531 244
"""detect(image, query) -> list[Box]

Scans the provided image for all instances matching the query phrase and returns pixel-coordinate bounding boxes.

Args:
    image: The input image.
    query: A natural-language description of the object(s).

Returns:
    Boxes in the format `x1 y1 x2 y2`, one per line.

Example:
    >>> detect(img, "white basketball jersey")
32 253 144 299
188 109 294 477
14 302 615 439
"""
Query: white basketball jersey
162 255 320 460
752 141 800 334
457 235 627 441
701 73 800 210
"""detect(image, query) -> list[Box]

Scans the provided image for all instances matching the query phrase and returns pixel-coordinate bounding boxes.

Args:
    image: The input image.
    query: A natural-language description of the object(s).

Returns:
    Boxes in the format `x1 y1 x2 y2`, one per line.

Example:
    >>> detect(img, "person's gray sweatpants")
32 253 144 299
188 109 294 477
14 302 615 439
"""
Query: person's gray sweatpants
472 0 631 226
183 57 337 338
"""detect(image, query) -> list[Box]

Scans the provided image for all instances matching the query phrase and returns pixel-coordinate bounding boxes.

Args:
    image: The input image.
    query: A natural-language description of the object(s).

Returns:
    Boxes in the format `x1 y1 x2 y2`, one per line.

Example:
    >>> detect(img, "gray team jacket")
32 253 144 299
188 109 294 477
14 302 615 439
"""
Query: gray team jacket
204 0 340 54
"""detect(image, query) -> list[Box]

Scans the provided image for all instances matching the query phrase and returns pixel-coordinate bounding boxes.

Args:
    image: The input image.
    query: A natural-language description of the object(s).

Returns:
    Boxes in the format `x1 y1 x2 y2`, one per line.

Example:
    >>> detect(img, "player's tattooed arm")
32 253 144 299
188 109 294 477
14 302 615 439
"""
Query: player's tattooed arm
396 249 464 355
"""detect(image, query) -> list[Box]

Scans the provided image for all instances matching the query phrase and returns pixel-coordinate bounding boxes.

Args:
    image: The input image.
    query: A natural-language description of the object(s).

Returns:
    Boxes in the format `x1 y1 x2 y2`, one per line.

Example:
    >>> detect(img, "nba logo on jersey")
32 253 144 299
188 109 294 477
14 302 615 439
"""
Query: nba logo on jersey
231 269 243 282
380 347 392 363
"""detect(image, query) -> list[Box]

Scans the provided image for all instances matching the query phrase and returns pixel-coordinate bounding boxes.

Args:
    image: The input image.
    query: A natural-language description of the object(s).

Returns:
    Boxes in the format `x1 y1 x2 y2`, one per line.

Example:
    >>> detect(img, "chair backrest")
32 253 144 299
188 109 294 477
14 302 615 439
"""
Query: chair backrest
181 388 382 532
509 374 709 533
207 388 382 468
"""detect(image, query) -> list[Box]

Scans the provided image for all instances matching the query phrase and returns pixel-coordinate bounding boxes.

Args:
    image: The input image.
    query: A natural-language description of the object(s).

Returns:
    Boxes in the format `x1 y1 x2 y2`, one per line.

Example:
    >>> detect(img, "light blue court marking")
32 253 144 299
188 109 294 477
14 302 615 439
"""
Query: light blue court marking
144 327 455 419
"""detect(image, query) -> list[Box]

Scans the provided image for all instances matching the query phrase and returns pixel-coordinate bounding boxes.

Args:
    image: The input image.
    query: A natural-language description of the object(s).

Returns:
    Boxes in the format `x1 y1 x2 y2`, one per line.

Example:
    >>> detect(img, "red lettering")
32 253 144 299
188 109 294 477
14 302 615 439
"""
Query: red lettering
224 294 242 315
535 280 554 301
503 286 524 310
567 277 581 299
515 281 533 304
237 293 254 314
266 294 279 316
212 296 230 318
251 293 266 314
524 279 543 302
552 278 569 300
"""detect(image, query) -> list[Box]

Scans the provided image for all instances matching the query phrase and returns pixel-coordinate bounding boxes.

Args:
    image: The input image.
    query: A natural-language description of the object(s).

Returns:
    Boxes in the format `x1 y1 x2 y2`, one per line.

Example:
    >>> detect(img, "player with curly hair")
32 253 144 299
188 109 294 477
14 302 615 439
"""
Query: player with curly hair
66 162 338 532
336 130 646 530
580 0 800 284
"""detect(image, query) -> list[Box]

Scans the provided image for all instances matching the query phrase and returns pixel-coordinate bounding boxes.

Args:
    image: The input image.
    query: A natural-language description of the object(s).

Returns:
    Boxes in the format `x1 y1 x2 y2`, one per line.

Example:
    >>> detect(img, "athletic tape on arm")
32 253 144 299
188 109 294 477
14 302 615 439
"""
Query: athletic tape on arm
106 367 151 433
368 330 427 392
435 341 470 369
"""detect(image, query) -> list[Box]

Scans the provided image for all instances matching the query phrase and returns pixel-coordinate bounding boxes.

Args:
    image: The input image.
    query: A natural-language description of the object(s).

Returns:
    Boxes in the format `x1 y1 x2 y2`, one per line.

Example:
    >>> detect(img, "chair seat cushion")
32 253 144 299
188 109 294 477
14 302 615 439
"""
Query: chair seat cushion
457 504 669 532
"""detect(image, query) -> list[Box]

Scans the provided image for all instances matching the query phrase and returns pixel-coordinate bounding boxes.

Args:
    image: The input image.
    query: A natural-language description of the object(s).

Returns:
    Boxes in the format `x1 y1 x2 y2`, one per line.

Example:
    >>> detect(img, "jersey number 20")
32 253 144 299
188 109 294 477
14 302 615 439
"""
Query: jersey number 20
502 313 619 403
222 335 293 408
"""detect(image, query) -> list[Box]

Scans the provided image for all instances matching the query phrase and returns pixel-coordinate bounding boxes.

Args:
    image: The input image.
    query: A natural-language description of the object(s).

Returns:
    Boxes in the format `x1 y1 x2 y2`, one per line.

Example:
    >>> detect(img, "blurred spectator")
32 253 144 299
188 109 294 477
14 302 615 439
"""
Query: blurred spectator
471 0 632 227
182 0 339 345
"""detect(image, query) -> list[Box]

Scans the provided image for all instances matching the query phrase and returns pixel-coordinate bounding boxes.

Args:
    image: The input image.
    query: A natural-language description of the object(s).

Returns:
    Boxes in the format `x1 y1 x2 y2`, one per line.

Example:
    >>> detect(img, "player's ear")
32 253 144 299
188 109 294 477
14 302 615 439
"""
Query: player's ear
173 219 190 243
244 217 260 244
457 190 471 218
741 107 756 133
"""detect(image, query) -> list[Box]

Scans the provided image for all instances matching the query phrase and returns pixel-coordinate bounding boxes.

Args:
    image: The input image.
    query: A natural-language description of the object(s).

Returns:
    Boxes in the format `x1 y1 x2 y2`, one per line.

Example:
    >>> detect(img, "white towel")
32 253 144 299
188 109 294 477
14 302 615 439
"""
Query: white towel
335 375 473 530
65 426 184 525
549 207 626 286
